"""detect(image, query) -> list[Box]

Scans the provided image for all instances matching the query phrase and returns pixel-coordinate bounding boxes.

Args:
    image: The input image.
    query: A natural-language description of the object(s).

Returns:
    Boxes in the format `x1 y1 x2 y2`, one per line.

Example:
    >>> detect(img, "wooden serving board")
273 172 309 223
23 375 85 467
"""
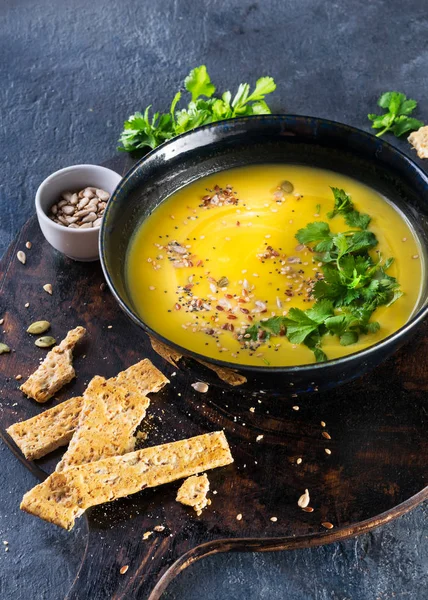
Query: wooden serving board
1 157 427 599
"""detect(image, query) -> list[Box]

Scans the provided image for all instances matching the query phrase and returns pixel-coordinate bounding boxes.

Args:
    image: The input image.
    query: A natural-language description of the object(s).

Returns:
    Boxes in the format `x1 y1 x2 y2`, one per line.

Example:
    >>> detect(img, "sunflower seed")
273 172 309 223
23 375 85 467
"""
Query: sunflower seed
298 489 310 508
191 381 209 393
62 205 75 216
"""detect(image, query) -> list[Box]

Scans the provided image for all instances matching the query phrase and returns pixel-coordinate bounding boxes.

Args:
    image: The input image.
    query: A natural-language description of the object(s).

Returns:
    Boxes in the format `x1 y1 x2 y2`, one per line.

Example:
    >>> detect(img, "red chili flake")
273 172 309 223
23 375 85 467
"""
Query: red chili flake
174 303 181 310
240 307 249 314
227 314 237 320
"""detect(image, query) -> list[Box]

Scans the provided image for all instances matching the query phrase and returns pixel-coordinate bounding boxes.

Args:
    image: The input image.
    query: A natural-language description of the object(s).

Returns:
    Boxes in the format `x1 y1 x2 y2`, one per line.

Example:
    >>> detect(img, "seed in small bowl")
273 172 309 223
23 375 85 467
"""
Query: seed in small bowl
49 187 109 229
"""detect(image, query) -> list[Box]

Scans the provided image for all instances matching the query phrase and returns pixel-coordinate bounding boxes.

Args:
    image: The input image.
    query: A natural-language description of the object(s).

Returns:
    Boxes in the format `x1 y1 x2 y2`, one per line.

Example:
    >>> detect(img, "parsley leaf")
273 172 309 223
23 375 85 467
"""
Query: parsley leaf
118 66 277 152
327 188 371 230
368 91 424 138
184 65 216 101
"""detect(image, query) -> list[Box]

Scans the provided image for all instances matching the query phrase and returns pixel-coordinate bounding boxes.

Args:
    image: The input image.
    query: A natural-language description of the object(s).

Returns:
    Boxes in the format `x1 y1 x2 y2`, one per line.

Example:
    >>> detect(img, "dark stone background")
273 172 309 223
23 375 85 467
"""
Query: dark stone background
1 0 427 598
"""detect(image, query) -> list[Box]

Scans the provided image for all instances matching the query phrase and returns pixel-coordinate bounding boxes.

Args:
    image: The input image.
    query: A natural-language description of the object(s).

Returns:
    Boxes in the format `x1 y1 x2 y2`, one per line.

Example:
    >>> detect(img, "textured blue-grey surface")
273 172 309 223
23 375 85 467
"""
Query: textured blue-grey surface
1 0 427 598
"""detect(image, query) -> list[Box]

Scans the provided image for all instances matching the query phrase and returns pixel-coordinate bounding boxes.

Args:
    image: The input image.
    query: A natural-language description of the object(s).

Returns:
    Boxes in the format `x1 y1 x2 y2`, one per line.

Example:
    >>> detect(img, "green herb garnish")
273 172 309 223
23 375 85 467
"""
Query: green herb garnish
246 188 402 363
118 65 276 152
368 92 424 138
327 188 371 230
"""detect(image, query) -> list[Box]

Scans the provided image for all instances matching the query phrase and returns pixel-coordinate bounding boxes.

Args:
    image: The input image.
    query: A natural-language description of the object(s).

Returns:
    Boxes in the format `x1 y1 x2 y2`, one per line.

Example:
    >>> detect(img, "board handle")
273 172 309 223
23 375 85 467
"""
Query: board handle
64 514 200 600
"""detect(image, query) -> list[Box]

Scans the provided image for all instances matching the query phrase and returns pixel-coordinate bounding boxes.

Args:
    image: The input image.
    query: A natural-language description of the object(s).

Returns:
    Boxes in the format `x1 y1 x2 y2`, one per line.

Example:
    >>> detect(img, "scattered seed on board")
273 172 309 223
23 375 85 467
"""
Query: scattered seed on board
119 565 129 575
322 431 332 440
17 251 26 264
296 457 302 465
321 522 334 530
143 531 153 540
0 343 11 355
236 513 243 521
302 506 314 513
25 241 32 249
320 421 326 427
298 489 310 508
27 321 50 335
292 405 299 411
154 525 165 532
0 319 4 325
256 435 264 442
35 336 56 348
270 516 278 522
43 284 53 295
325 448 332 455
24 303 30 308
15 375 22 381
191 382 209 393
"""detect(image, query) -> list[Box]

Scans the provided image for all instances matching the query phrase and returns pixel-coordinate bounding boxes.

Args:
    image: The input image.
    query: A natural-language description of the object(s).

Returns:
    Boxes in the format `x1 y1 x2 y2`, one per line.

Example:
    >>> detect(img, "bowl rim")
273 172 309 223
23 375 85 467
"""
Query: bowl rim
35 163 122 234
100 114 428 374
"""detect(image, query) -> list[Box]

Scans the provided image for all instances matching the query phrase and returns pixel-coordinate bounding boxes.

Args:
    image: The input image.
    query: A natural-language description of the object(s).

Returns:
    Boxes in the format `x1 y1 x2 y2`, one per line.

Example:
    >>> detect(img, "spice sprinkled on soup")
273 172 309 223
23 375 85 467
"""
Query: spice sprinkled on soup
126 165 422 366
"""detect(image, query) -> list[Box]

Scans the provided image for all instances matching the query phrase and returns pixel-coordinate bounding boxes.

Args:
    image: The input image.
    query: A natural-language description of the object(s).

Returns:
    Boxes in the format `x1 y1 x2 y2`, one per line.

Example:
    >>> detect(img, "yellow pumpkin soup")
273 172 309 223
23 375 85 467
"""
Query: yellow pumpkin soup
126 165 422 366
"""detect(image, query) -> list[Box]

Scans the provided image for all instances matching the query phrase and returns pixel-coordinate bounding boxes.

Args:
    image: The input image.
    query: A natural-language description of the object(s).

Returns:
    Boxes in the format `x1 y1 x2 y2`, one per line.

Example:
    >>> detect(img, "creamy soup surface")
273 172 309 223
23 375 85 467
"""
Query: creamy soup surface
126 165 422 366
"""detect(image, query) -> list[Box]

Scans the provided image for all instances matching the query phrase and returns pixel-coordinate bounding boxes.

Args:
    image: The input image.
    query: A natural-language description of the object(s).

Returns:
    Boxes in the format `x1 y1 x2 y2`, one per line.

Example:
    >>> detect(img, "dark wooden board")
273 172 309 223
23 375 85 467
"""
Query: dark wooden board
1 160 427 599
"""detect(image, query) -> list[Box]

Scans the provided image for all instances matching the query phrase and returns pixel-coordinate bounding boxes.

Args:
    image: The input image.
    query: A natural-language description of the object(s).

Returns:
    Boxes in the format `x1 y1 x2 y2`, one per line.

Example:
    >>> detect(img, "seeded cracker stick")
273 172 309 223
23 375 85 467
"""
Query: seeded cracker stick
56 360 169 471
21 431 234 530
7 396 84 460
20 326 86 403
8 359 168 461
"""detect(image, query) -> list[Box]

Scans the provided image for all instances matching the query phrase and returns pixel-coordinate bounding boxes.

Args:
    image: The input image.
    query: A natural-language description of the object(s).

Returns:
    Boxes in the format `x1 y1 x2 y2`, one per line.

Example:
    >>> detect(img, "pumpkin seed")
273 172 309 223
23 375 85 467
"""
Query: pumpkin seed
35 336 56 348
217 276 229 288
280 180 294 193
27 320 51 335
0 343 11 354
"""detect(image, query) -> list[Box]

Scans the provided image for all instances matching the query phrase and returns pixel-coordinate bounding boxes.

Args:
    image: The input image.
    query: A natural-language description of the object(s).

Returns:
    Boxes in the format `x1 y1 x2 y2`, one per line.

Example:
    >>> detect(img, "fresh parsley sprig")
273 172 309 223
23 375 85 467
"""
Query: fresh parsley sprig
118 66 276 152
246 188 402 363
368 92 424 138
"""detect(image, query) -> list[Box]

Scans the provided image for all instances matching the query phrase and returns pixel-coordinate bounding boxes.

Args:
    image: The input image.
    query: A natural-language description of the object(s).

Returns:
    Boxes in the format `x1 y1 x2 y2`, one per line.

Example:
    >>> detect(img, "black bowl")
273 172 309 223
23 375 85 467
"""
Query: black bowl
100 115 428 396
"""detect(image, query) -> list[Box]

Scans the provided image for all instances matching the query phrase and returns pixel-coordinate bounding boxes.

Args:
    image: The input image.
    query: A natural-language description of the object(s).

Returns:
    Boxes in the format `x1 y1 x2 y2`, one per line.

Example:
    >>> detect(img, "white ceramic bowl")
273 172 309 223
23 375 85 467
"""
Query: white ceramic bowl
35 164 122 261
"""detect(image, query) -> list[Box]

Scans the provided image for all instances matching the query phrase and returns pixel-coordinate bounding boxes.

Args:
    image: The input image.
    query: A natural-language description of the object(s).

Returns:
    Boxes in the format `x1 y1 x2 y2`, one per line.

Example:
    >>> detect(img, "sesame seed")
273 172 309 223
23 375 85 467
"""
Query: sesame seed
292 405 299 411
120 565 129 575
321 421 326 427
325 448 332 455
322 431 332 440
270 516 278 522
236 513 243 521
296 458 302 465
321 522 334 530
15 375 22 380
412 254 419 259
256 434 264 442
